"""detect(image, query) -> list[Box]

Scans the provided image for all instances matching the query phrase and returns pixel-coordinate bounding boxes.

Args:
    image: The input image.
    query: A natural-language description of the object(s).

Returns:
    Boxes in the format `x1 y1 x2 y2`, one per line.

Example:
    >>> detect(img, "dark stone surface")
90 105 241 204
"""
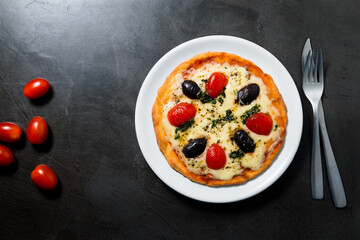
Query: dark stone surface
0 0 359 239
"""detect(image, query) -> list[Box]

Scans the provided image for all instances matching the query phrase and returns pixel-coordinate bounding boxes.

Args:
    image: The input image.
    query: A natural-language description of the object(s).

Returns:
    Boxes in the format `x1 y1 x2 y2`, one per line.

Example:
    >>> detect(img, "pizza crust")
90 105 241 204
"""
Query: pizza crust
152 52 287 186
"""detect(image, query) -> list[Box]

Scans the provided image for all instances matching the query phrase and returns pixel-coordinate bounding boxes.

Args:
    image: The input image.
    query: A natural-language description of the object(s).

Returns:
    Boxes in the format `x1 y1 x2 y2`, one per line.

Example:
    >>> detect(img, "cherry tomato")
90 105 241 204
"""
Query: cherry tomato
206 144 226 170
167 102 197 127
23 78 50 99
246 112 273 135
26 116 48 144
31 164 58 190
206 72 228 98
0 145 14 166
0 122 22 142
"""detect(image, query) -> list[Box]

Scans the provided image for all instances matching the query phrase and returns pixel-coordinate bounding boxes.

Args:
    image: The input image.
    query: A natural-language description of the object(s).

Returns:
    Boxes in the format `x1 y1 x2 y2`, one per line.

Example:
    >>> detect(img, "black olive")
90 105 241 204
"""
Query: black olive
233 130 255 153
237 83 260 105
183 138 207 158
182 80 201 99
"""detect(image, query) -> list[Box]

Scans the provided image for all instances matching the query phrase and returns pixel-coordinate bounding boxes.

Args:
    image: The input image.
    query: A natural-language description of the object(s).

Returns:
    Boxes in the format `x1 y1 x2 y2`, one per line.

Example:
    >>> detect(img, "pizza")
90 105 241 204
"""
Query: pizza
152 52 287 186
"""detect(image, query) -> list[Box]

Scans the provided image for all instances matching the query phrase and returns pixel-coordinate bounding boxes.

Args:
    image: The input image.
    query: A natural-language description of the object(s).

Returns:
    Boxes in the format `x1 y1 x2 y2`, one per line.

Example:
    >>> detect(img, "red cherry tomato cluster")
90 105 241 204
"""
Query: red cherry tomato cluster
167 102 197 127
246 112 273 135
0 78 58 191
206 72 228 98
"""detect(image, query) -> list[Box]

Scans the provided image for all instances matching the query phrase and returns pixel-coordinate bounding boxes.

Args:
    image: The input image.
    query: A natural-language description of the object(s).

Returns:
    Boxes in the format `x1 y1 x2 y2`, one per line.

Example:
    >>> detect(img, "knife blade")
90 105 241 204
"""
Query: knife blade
301 38 312 73
301 39 347 208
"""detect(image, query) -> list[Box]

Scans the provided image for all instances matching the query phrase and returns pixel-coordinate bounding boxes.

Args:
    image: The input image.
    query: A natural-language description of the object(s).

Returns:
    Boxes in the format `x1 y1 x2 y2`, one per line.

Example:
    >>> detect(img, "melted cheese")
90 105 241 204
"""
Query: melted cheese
162 62 282 180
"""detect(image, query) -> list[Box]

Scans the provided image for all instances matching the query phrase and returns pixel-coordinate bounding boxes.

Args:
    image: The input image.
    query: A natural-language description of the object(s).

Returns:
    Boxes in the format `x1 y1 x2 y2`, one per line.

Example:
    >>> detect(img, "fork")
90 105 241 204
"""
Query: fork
303 49 324 199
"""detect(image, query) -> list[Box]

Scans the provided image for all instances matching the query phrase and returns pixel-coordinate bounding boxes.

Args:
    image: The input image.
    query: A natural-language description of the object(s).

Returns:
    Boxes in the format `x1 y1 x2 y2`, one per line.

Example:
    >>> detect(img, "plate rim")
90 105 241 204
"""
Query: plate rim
135 35 303 203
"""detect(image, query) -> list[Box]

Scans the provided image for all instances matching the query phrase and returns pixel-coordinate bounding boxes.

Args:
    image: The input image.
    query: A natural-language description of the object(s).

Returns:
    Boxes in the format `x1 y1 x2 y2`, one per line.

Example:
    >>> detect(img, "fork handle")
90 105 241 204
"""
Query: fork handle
312 105 323 199
319 102 347 208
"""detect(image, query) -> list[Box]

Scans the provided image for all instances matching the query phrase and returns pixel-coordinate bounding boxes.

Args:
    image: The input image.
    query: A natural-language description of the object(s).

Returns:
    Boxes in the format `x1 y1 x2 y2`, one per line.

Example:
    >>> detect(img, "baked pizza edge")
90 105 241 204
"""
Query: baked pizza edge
152 51 288 186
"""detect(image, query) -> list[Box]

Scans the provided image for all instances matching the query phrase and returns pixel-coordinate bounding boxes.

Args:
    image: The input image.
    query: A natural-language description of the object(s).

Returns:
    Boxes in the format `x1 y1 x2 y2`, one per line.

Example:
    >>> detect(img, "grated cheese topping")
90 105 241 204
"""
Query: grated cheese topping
161 62 282 180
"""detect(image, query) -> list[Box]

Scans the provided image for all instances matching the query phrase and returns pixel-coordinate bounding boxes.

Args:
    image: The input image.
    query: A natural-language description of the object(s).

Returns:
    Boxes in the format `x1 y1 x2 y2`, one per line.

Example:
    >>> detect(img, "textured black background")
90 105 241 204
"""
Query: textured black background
0 0 359 239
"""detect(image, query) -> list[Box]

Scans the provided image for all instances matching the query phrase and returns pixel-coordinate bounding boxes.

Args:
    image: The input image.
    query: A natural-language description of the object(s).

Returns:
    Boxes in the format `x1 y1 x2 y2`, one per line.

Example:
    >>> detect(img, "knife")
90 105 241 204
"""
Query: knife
302 39 347 208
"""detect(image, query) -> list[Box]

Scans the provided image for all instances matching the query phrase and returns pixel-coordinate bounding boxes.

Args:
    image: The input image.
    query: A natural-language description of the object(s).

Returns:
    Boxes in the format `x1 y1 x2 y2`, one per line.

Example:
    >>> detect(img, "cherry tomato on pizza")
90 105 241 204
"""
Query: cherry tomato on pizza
26 116 49 144
246 112 273 135
206 143 226 170
167 102 197 127
0 122 22 142
206 72 228 98
31 164 58 190
0 145 14 166
23 78 50 99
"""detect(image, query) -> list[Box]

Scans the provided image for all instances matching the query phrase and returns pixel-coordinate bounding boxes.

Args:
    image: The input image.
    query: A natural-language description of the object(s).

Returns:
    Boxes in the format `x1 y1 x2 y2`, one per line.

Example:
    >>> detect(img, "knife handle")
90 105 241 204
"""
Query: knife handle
319 102 347 208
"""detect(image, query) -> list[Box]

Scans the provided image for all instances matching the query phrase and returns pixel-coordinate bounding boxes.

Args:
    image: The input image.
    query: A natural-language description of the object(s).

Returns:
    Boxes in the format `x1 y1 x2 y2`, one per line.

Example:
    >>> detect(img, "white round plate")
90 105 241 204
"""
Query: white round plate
135 35 303 203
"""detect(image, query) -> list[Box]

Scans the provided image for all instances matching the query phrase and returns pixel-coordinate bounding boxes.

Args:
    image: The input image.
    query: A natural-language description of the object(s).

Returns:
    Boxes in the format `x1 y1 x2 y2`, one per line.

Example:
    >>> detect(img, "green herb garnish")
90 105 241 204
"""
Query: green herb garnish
218 97 224 104
220 87 226 98
211 119 220 128
210 109 235 128
200 92 216 104
199 87 226 104
175 118 195 133
229 149 244 159
222 109 234 122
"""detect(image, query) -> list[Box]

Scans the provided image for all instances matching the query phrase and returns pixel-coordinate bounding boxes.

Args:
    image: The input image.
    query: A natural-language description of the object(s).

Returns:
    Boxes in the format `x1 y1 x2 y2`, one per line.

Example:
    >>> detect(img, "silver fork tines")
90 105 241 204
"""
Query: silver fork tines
303 49 324 199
